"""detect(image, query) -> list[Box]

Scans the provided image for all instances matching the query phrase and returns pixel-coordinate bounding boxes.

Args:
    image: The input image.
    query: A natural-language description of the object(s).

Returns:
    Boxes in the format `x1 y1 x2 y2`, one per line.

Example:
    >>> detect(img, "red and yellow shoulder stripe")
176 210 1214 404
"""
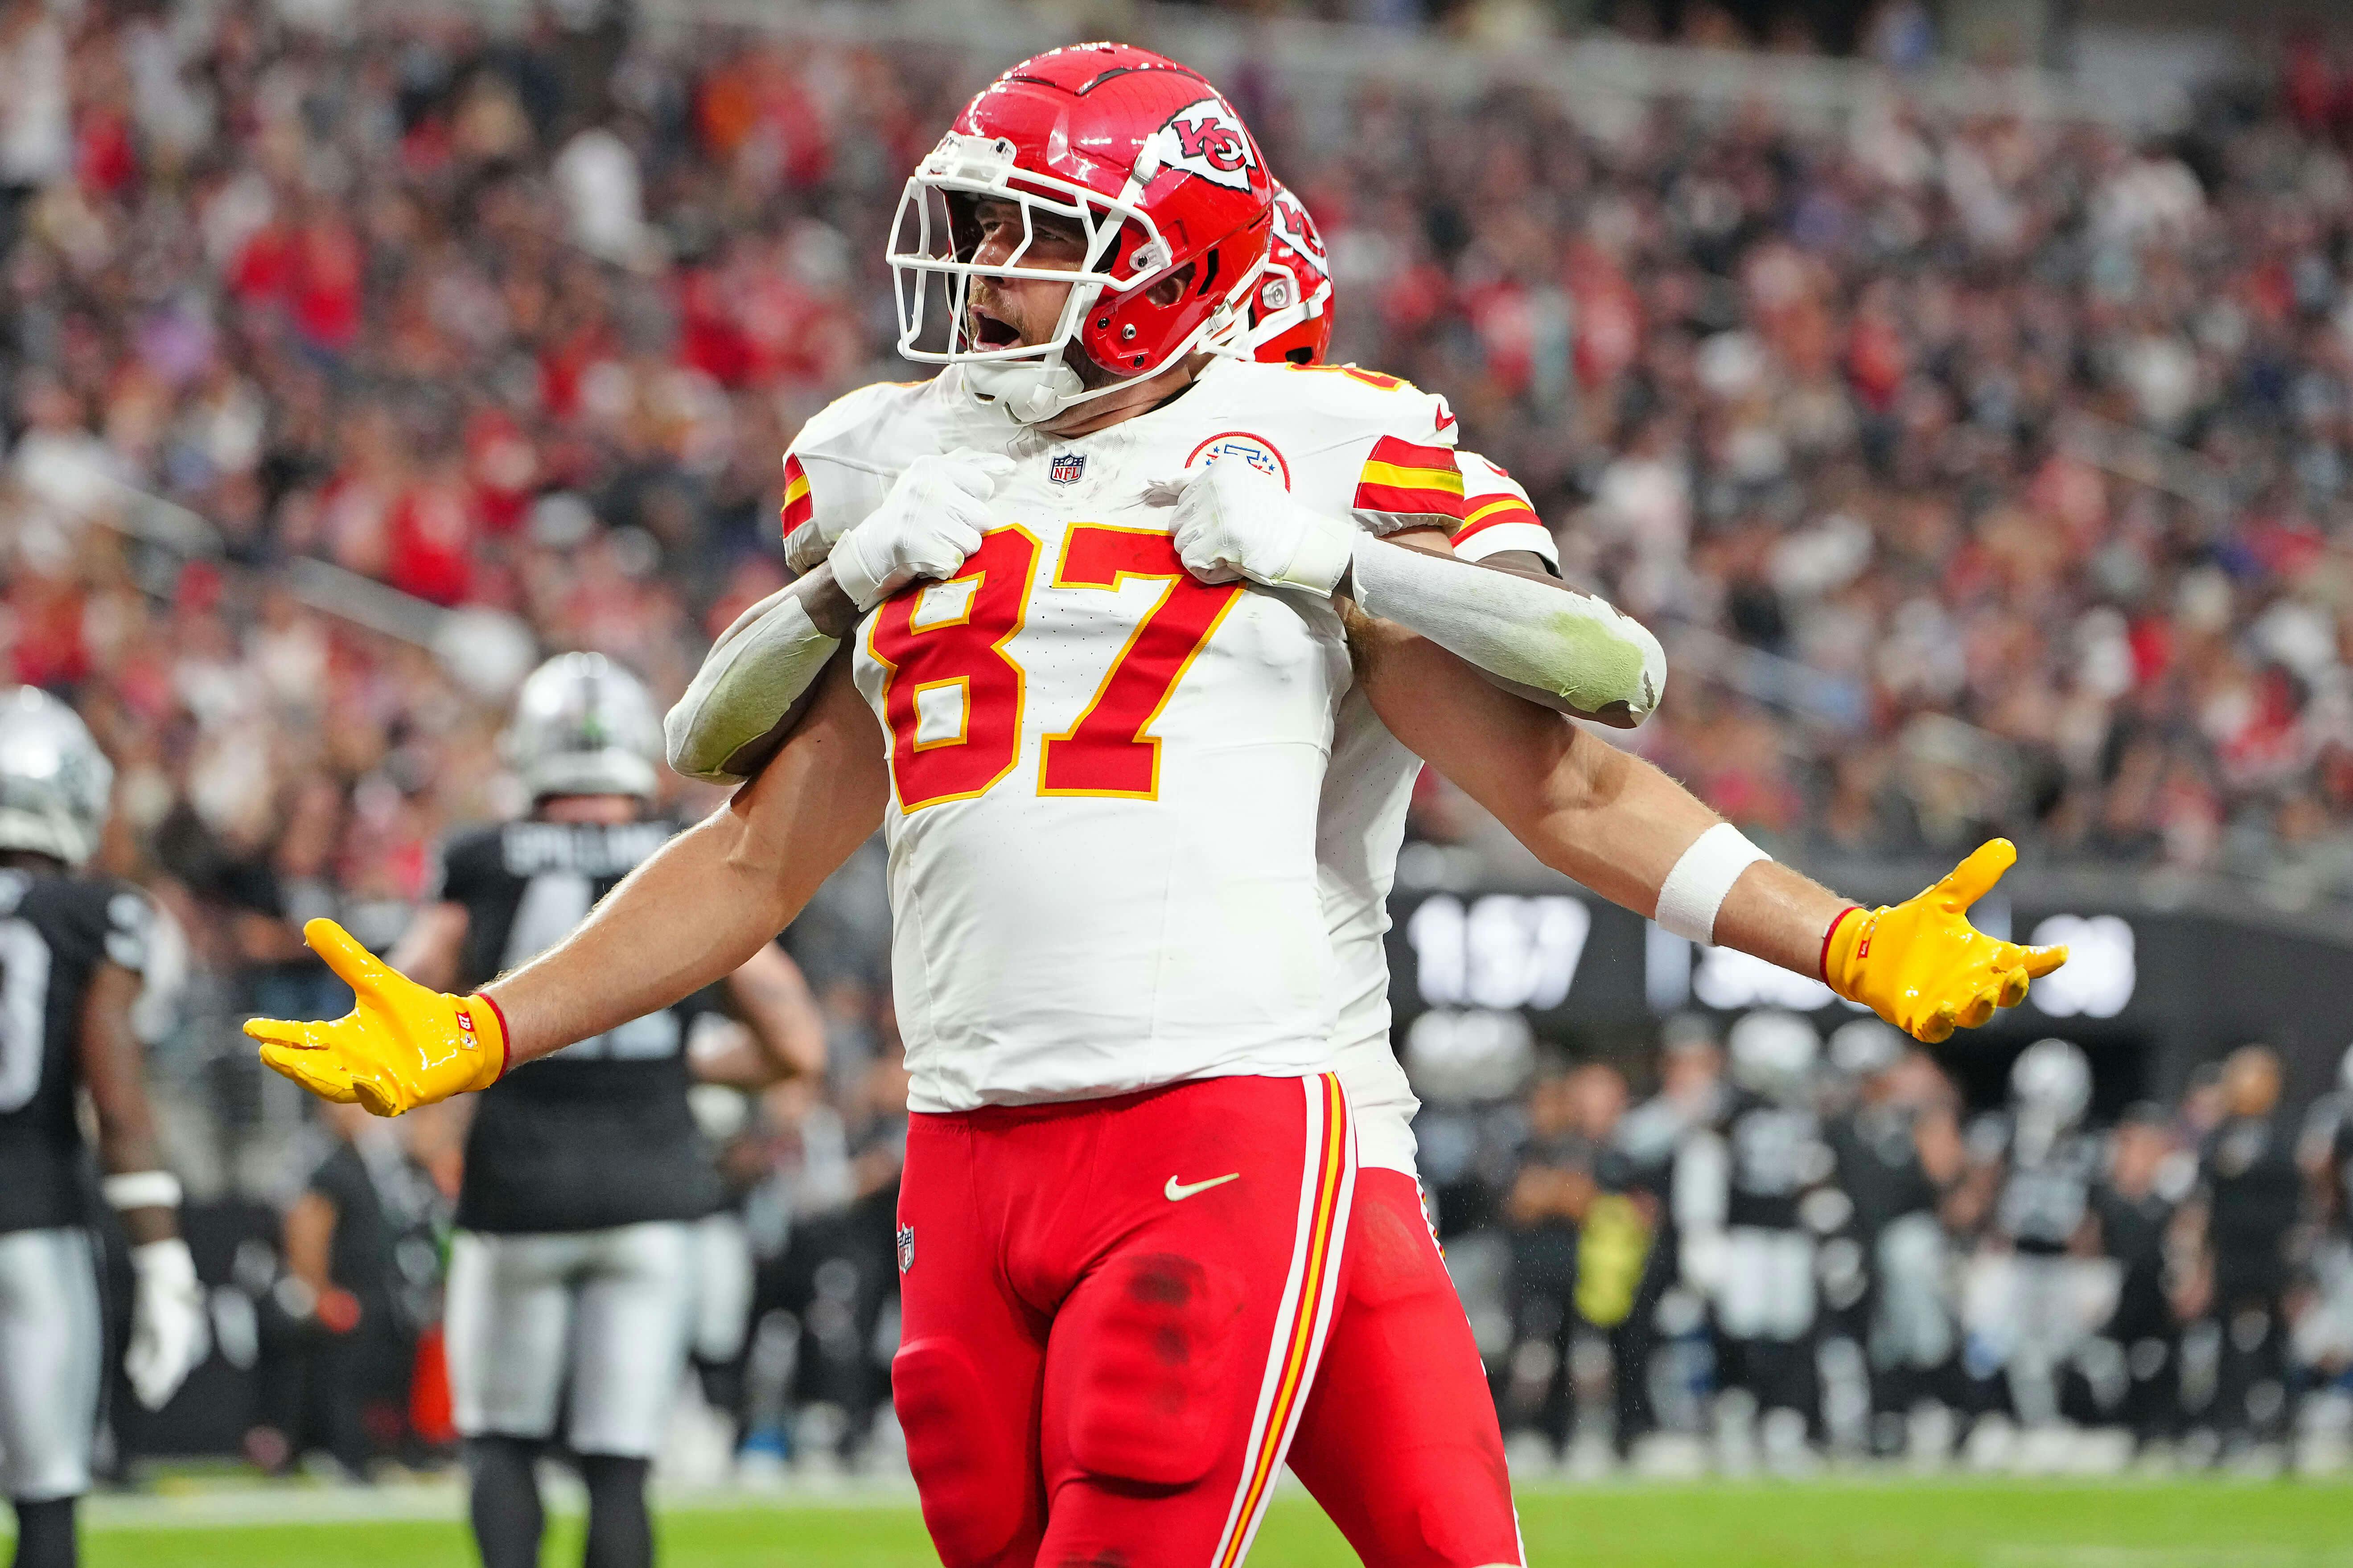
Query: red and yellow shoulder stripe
1453 489 1542 547
780 452 813 539
1353 436 1465 521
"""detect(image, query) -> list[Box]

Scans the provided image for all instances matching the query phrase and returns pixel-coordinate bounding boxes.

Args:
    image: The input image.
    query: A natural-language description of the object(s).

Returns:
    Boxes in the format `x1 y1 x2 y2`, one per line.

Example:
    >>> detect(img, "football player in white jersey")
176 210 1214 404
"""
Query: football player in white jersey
247 44 2064 1568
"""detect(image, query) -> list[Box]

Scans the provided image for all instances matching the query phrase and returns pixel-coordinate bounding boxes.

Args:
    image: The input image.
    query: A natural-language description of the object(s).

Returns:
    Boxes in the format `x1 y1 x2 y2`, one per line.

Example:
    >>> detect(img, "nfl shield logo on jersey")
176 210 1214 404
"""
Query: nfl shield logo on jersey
1049 453 1086 487
896 1223 915 1274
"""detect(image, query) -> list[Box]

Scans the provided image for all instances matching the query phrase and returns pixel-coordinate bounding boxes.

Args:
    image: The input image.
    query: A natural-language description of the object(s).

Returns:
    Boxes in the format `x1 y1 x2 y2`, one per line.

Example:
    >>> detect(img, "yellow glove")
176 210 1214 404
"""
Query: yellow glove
1822 839 2068 1045
244 919 508 1117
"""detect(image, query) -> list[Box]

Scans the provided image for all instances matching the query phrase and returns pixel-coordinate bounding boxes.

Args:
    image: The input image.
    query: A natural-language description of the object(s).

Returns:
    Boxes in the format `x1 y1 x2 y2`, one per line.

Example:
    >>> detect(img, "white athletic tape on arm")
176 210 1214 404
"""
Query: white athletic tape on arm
1653 822 1770 945
665 588 842 784
1347 539 1667 721
103 1170 183 1211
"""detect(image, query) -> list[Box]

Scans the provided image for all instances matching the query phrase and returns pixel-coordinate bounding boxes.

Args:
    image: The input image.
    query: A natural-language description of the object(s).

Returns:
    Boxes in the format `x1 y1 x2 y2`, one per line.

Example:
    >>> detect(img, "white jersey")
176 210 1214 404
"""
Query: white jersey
817 357 1469 1114
1316 454 1559 1173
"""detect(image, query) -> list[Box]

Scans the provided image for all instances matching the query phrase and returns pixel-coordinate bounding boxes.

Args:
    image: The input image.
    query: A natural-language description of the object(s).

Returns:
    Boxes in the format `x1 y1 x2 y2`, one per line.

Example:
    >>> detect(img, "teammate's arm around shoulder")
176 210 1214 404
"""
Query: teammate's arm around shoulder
1162 378 1665 726
253 662 886 1114
79 949 204 1410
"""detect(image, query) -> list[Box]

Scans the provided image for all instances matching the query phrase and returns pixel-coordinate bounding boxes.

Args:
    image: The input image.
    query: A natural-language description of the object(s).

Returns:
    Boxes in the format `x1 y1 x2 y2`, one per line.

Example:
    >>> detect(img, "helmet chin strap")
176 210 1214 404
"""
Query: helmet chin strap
963 356 1090 424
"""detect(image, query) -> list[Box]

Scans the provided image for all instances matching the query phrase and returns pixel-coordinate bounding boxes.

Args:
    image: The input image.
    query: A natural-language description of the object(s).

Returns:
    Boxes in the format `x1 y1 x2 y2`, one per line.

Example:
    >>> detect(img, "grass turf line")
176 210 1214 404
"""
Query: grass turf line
47 1481 2353 1567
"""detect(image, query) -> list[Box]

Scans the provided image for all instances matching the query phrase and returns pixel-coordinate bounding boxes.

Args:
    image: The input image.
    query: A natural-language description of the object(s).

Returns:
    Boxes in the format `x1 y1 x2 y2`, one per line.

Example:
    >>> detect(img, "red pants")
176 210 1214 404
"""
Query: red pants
892 1074 1355 1568
1288 1168 1524 1567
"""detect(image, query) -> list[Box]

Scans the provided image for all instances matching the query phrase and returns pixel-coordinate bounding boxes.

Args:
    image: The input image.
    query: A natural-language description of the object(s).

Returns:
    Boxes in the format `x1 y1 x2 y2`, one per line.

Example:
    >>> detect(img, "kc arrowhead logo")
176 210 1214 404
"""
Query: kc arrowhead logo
1135 98 1260 193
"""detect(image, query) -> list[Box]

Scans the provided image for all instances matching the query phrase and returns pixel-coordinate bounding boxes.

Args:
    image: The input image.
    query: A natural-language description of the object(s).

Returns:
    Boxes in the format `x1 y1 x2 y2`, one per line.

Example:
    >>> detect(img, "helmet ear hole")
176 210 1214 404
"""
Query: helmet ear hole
1144 263 1194 308
1285 346 1313 365
1193 250 1220 297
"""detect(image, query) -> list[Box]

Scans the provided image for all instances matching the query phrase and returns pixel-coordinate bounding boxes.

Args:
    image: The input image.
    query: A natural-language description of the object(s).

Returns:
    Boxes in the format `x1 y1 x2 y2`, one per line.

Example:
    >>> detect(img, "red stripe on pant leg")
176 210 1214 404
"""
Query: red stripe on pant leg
1213 1076 1351 1568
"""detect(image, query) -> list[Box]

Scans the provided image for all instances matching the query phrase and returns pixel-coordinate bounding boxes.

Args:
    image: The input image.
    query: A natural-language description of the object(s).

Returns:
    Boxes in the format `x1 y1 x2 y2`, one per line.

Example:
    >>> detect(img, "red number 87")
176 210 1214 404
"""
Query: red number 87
866 525 1244 811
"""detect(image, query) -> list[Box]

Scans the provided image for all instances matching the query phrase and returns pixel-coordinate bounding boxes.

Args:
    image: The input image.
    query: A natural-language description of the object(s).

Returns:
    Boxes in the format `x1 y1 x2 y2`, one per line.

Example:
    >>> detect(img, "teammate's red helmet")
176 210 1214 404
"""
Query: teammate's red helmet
1248 181 1333 366
889 42 1275 423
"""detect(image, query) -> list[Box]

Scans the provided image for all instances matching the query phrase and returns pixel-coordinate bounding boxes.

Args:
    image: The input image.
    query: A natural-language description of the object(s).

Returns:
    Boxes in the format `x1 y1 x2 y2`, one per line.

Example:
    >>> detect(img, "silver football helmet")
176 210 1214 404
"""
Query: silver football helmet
1727 1009 1819 1103
0 687 113 867
503 653 663 802
2010 1038 2092 1128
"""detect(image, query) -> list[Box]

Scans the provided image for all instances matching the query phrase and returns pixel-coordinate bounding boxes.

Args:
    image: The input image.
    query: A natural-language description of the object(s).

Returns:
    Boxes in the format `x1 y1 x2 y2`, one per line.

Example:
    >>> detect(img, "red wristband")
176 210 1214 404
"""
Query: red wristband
1818 905 1863 985
475 991 514 1080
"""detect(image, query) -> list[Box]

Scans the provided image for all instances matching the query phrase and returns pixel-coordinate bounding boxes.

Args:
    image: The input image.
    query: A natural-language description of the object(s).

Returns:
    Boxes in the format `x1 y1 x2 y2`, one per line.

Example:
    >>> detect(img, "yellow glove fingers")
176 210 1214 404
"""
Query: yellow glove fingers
2020 943 2069 979
351 1075 407 1119
1954 990 1997 1031
243 1016 348 1053
301 918 403 1004
258 1042 360 1103
1995 964 2030 1010
1932 838 2017 914
1917 1003 1958 1046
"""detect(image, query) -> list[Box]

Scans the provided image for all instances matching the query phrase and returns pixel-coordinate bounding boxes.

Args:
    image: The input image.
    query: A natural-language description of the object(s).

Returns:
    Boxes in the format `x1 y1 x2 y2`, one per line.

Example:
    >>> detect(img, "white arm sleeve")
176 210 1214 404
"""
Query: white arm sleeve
663 587 843 784
1348 537 1667 723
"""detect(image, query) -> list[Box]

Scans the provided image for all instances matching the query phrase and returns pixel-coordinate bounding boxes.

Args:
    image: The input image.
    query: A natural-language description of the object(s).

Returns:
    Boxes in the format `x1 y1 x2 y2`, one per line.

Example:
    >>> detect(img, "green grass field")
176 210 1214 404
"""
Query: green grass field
29 1480 2353 1568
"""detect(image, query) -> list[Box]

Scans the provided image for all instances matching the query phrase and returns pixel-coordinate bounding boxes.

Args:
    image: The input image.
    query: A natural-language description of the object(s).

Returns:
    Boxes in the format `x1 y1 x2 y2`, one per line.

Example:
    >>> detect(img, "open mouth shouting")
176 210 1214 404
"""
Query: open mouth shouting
968 302 1024 350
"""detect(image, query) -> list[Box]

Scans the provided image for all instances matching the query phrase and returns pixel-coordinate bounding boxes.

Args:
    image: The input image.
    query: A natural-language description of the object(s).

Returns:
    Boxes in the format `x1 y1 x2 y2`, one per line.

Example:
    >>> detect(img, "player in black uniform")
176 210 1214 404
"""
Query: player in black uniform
1825 1020 1961 1454
0 689 203 1568
2298 1046 2353 1446
387 655 822 1568
1676 1010 1835 1470
1986 1038 2103 1432
2086 1104 2184 1445
2183 1044 2303 1457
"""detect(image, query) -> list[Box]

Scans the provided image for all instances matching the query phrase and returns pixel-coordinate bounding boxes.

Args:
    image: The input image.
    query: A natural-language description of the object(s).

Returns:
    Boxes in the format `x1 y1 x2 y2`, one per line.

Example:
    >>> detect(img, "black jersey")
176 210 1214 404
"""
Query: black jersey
1830 1103 1940 1238
0 867 149 1236
1991 1116 2104 1255
436 820 723 1235
2092 1184 2173 1340
2202 1113 2300 1292
1722 1092 1832 1232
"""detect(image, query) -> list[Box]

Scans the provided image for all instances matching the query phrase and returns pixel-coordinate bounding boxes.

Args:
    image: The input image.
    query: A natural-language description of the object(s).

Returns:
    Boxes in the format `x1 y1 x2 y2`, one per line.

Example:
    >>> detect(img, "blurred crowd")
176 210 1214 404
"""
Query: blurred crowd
10 0 2353 1482
1443 1019 2353 1477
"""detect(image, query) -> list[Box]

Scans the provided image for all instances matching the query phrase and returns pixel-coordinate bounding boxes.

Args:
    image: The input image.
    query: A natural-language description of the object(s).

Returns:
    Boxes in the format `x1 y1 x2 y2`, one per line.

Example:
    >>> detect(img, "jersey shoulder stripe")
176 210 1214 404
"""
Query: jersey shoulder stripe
1354 435 1465 523
1451 450 1559 566
780 452 813 538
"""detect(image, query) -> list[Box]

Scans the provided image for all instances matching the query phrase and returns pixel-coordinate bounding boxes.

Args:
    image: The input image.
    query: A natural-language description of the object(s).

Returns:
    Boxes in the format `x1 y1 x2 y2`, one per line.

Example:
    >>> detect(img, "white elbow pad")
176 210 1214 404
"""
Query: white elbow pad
665 590 842 784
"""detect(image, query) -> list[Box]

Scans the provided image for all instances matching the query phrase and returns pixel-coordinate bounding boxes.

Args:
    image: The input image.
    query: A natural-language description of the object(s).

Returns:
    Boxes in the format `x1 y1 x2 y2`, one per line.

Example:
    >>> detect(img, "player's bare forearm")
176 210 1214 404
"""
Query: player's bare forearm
78 962 177 1245
489 660 886 1066
1359 622 1845 977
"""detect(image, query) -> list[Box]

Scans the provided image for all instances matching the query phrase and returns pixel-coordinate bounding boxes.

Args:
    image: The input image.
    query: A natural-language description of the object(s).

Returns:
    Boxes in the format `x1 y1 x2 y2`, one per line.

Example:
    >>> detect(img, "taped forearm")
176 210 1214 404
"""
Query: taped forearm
665 582 845 784
1347 538 1666 725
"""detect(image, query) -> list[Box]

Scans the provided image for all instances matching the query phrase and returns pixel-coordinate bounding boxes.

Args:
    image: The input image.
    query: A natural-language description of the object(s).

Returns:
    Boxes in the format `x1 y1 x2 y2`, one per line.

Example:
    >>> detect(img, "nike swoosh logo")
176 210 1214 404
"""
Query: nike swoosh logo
1435 408 1458 432
1165 1172 1241 1202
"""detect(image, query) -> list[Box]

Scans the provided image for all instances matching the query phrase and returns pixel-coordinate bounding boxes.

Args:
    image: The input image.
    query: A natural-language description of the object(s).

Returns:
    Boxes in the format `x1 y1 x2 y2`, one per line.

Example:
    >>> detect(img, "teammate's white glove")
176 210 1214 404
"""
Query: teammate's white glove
125 1237 207 1410
827 450 1016 611
1154 459 1356 596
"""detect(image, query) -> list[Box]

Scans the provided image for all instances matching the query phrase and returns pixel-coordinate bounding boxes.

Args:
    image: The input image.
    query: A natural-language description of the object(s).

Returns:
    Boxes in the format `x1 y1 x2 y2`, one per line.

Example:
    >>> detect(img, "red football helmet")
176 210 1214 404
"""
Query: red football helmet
889 43 1275 423
1248 181 1333 366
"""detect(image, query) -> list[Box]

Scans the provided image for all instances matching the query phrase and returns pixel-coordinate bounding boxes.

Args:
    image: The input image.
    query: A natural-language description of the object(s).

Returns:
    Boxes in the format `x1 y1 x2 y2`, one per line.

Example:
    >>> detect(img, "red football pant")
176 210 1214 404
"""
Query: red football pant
892 1074 1355 1568
1287 1167 1524 1567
